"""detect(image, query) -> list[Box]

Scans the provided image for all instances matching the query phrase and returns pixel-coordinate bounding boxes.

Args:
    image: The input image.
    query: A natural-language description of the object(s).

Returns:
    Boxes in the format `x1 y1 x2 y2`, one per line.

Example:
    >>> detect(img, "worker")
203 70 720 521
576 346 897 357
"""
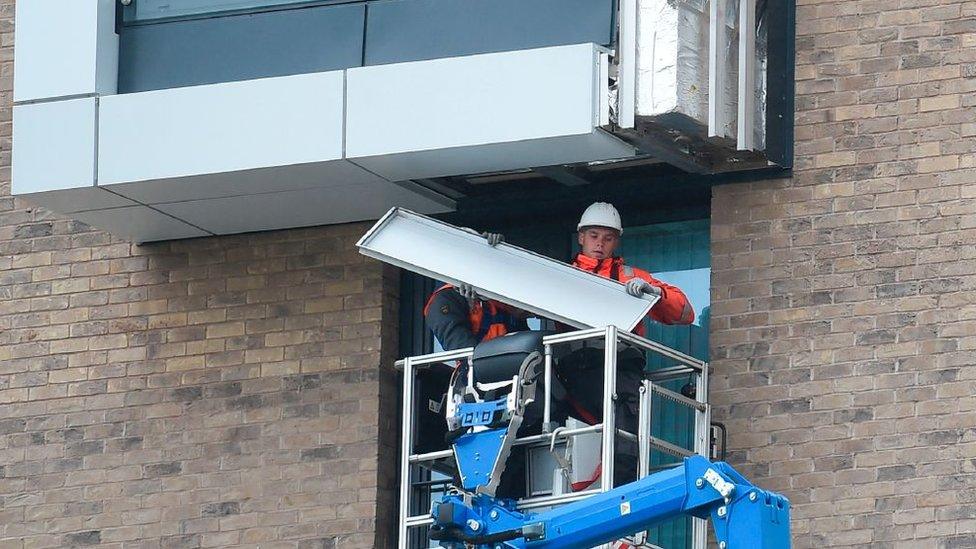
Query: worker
559 202 695 487
573 202 694 327
423 231 528 350
424 207 695 491
422 232 538 498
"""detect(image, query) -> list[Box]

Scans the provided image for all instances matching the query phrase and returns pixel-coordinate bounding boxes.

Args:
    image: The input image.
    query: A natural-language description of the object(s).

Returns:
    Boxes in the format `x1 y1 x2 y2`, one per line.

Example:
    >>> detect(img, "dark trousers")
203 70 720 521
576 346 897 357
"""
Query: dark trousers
556 346 643 487
498 346 644 498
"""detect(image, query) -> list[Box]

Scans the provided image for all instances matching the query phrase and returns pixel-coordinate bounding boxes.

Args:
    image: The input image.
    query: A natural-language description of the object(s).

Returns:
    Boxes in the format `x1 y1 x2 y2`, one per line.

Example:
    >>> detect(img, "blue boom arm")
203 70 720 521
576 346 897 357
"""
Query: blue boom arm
429 455 790 548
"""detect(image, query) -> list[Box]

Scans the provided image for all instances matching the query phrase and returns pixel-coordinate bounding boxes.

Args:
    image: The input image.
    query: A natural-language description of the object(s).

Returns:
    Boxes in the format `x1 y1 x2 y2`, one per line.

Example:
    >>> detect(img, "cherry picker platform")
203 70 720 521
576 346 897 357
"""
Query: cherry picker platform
395 327 790 549
359 209 791 548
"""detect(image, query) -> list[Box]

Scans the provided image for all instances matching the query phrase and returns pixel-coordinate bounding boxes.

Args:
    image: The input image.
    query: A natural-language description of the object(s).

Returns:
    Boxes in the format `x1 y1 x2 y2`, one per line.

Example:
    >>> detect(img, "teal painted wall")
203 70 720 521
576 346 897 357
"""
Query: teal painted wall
617 219 711 549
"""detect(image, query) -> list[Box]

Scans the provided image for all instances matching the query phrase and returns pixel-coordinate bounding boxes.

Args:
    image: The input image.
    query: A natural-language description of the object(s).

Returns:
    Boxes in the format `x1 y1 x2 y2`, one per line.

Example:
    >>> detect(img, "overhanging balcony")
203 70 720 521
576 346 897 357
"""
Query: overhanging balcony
12 0 793 243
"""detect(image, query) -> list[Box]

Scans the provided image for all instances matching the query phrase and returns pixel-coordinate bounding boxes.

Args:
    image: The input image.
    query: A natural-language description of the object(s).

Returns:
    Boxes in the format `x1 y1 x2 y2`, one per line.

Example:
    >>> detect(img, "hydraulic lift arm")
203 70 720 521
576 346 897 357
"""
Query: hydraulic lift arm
430 454 790 548
426 331 790 548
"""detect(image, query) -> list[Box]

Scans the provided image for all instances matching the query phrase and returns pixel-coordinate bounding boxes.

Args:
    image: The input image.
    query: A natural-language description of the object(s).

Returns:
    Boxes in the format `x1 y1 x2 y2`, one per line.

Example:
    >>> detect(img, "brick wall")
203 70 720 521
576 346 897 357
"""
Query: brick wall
4 0 976 546
710 0 976 546
0 214 402 548
1 0 407 544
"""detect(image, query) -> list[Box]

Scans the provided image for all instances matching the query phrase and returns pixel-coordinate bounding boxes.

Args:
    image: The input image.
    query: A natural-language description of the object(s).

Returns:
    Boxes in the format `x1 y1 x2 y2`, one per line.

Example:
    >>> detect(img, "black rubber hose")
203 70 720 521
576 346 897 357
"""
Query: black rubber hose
429 525 524 544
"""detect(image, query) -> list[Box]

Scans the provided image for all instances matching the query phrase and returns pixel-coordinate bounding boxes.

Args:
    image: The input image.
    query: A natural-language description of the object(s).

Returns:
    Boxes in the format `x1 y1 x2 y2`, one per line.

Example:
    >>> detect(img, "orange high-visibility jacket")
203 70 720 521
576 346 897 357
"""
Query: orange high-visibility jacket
573 254 695 333
423 284 526 347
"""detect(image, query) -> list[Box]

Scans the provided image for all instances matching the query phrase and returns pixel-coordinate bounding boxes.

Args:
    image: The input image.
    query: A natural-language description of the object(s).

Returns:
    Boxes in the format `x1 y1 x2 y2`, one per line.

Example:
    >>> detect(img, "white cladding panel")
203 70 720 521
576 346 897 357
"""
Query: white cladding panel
104 160 387 205
13 0 118 102
17 188 139 216
98 71 346 186
346 43 604 158
358 209 656 331
350 130 634 182
70 205 210 243
12 98 98 195
157 180 453 236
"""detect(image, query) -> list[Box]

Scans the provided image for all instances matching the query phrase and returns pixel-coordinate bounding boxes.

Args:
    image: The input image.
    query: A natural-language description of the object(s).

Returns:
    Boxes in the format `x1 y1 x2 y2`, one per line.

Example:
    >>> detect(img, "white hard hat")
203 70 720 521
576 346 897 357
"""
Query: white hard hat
577 202 623 234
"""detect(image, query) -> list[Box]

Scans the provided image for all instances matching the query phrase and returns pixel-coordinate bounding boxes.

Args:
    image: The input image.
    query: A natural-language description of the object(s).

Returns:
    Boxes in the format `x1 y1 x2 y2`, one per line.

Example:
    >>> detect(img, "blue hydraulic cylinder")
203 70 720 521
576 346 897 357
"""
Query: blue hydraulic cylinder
527 464 687 546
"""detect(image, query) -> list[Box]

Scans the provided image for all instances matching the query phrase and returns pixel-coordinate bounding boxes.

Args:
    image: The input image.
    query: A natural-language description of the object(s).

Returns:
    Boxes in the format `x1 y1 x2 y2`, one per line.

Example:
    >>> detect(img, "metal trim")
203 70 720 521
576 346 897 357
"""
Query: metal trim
616 0 637 128
650 383 707 412
397 357 414 549
737 0 757 150
707 0 727 137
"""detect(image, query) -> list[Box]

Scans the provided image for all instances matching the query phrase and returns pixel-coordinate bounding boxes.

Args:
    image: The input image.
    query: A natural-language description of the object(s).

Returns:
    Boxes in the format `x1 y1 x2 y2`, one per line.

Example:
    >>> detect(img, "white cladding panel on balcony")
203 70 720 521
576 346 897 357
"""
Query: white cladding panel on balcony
70 205 209 243
157 180 453 236
346 43 634 180
13 0 118 102
98 71 346 189
358 208 656 331
13 99 99 196
350 131 633 183
104 158 386 205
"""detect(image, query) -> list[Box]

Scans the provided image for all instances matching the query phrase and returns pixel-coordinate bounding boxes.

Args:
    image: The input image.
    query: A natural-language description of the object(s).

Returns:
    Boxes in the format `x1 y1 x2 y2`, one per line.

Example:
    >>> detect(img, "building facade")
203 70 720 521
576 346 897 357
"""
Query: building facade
0 0 974 548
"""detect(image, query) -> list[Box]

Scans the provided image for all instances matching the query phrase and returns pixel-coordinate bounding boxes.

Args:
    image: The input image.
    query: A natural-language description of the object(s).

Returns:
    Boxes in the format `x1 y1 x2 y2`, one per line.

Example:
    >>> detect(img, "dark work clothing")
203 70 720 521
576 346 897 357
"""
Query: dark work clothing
497 347 644 497
422 285 529 495
556 346 644 487
424 286 528 351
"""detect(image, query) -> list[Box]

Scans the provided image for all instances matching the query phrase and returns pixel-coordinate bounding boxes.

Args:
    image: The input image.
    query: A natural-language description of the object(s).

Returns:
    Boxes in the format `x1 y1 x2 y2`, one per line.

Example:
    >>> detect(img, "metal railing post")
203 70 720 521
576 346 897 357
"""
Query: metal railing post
543 344 554 433
601 325 618 493
398 357 414 549
692 362 711 549
638 380 651 479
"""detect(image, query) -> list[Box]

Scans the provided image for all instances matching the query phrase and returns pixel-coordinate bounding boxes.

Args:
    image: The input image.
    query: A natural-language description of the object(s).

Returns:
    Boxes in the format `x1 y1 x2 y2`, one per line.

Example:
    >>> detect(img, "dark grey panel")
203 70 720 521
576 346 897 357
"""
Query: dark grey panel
365 0 615 66
764 0 795 168
119 3 365 93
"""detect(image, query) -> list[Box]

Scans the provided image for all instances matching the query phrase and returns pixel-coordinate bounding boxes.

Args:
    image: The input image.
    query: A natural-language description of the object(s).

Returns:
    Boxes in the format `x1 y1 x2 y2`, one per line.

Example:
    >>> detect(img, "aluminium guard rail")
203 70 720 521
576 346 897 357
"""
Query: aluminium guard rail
394 326 710 549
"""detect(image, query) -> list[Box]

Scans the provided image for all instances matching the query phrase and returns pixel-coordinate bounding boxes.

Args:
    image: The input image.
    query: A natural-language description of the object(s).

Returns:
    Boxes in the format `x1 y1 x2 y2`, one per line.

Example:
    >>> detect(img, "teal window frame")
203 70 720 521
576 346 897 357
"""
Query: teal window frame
617 218 710 549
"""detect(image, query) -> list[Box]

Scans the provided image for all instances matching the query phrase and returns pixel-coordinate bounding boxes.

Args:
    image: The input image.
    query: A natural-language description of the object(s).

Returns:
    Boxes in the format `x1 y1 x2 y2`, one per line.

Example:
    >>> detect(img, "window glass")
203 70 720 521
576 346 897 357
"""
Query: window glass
617 218 710 549
124 0 332 23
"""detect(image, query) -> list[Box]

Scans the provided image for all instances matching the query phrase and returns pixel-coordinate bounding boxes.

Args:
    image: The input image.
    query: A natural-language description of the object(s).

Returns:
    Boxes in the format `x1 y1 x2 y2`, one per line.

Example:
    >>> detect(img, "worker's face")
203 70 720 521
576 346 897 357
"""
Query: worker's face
578 227 620 260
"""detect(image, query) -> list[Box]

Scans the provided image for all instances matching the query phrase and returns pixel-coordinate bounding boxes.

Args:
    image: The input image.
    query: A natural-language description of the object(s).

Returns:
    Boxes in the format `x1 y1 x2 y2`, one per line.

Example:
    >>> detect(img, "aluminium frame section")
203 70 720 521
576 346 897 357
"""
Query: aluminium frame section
615 0 637 129
737 0 757 150
692 360 711 549
708 0 728 138
397 327 709 546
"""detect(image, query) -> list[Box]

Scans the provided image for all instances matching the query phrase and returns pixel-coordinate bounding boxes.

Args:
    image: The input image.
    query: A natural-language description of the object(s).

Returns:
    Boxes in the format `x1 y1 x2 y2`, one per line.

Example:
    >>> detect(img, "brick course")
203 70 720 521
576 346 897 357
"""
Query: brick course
0 0 406 545
0 214 401 548
711 0 976 546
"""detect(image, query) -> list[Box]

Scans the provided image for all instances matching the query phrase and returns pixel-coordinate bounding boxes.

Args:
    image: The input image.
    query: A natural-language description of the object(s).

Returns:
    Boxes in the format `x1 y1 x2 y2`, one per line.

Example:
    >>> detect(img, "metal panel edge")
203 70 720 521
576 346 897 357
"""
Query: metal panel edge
358 208 657 331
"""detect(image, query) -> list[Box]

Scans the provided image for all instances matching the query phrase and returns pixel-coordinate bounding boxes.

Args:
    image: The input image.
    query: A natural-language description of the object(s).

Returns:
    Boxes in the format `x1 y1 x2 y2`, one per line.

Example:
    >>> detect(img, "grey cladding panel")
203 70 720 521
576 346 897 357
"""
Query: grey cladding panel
119 4 365 93
365 0 615 65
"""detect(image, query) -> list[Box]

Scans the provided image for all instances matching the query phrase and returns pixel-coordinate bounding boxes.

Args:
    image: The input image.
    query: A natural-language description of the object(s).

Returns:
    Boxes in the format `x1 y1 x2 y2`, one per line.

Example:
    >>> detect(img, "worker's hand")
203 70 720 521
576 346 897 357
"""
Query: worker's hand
481 232 505 247
625 278 661 298
456 283 480 307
